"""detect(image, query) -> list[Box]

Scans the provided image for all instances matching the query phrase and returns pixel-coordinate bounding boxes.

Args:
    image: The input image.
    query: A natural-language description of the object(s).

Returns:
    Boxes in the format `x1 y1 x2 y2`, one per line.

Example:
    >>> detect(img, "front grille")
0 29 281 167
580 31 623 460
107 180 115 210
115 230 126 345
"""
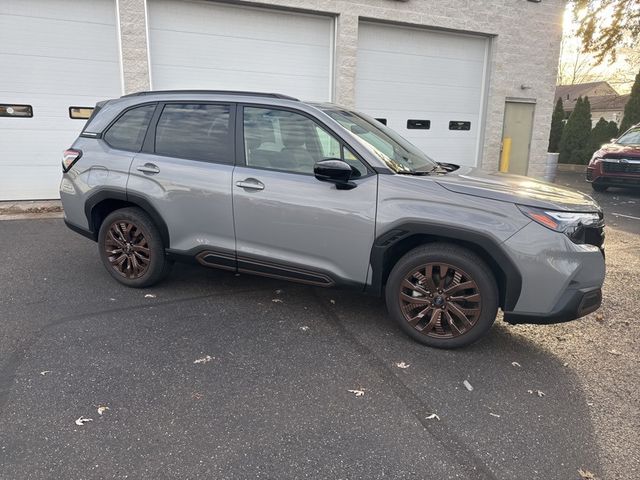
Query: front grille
584 226 605 248
602 161 640 174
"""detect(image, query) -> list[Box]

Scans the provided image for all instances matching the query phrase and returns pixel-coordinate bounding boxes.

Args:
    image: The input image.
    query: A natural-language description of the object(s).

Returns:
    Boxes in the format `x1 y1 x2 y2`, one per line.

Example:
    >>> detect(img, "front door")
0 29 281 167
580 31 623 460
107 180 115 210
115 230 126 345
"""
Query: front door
232 106 377 286
501 101 535 176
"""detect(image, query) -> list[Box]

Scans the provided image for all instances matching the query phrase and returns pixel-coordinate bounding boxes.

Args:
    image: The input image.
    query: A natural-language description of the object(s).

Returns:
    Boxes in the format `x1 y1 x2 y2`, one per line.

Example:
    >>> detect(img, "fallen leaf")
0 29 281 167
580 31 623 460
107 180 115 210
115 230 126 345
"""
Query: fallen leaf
463 380 473 392
527 389 545 397
193 355 214 364
272 298 283 303
489 413 501 418
563 362 569 367
75 417 93 426
330 299 336 305
97 406 110 415
595 313 604 322
395 362 410 369
511 361 522 368
191 392 203 400
40 370 51 376
425 413 440 421
300 326 310 331
144 294 156 299
347 389 365 397
577 468 596 479
607 349 623 356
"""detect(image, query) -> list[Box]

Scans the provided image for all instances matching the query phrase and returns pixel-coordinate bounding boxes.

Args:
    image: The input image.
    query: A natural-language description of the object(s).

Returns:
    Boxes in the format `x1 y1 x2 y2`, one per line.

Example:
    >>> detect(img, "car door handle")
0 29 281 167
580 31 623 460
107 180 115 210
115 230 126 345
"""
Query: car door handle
137 163 160 174
235 178 264 191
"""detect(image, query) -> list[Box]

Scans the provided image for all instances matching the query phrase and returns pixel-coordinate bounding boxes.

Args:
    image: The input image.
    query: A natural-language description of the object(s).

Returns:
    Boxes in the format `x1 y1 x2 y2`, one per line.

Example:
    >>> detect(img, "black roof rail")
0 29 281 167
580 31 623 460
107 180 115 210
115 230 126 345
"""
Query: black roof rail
121 90 299 101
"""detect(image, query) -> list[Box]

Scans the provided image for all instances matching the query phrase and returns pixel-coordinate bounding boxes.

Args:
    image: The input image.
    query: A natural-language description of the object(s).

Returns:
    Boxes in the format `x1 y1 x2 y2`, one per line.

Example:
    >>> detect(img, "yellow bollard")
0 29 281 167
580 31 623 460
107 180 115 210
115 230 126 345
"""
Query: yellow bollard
500 137 512 173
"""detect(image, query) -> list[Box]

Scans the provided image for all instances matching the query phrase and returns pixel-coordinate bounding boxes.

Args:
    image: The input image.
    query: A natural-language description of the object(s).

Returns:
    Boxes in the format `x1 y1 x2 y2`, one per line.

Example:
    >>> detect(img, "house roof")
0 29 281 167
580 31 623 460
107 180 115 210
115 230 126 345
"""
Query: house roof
589 94 630 112
555 81 616 102
555 81 628 112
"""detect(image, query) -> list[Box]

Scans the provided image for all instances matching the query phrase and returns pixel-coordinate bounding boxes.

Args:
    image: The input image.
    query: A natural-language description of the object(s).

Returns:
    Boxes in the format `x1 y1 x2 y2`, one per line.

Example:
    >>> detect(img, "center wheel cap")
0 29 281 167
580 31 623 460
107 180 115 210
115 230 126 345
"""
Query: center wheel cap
434 296 445 306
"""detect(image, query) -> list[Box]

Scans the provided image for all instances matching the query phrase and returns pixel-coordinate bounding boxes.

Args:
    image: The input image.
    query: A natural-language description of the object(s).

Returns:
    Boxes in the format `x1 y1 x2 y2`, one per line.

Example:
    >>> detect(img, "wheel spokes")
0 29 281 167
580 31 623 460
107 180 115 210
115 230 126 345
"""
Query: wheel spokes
399 262 482 339
104 221 149 279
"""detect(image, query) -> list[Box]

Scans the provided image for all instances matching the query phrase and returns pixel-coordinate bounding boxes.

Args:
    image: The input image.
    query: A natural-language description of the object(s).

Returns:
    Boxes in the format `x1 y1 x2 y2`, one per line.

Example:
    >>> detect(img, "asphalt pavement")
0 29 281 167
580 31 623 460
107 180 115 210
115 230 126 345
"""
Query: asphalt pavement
0 218 604 480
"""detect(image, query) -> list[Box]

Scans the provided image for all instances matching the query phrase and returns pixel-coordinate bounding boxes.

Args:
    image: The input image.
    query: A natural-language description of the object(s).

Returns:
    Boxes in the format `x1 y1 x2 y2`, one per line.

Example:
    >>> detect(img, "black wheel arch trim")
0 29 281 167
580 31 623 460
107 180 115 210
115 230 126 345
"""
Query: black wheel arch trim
367 222 523 311
83 188 171 247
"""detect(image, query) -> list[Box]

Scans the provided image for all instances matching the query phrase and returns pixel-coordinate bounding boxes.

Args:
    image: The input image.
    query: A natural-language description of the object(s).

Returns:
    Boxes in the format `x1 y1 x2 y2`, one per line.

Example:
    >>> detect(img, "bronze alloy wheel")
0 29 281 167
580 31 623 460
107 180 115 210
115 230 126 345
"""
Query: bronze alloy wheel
399 263 481 338
104 221 151 279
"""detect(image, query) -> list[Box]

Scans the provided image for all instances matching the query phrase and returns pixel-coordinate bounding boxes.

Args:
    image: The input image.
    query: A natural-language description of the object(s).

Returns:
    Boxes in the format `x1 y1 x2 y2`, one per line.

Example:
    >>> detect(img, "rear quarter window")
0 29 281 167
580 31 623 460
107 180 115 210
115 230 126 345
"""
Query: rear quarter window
104 104 156 152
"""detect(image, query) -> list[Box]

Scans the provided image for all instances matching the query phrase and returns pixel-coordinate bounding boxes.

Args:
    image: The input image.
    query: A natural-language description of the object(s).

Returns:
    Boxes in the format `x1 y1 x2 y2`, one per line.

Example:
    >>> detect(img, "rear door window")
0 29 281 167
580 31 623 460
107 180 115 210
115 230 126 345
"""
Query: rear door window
104 104 156 152
154 103 233 163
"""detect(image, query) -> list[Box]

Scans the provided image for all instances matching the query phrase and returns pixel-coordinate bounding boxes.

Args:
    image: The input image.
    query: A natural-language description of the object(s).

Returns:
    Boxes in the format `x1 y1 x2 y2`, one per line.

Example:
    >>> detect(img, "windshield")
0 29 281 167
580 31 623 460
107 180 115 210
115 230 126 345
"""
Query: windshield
617 127 640 145
322 109 438 174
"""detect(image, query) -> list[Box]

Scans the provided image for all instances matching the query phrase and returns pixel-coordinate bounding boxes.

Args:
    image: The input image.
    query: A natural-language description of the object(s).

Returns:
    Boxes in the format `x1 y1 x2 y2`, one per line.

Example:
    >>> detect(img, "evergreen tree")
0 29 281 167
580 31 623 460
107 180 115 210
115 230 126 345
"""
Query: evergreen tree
559 96 593 164
548 97 565 153
590 117 618 151
619 69 640 133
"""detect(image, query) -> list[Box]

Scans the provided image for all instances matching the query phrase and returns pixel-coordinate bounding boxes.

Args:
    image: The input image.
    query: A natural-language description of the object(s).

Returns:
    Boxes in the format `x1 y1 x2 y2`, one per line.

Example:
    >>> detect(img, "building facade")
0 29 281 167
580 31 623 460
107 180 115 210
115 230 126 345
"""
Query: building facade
0 0 565 200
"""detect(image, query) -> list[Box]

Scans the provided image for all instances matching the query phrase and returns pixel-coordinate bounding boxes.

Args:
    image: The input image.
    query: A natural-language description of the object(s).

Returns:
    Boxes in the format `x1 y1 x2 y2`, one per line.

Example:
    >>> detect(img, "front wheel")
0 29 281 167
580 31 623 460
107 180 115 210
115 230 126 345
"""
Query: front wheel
385 243 499 349
98 207 171 288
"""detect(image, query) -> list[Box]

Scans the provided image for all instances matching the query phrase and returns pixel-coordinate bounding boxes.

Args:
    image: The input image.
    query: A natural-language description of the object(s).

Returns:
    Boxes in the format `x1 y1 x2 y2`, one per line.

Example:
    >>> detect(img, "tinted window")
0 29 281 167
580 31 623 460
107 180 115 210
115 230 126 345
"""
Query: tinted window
617 127 640 145
155 104 232 163
104 104 155 151
243 107 367 176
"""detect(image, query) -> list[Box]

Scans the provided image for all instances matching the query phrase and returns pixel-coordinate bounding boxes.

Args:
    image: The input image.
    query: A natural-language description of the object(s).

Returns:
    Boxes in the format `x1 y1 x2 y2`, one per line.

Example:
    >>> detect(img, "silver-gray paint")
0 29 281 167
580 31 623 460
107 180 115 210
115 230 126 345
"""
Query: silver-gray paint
61 93 606 319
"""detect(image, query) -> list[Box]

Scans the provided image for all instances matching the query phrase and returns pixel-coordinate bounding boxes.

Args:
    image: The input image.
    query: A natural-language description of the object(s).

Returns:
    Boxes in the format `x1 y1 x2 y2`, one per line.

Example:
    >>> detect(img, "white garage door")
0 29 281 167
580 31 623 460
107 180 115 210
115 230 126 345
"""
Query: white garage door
148 0 334 102
0 0 122 200
356 22 489 166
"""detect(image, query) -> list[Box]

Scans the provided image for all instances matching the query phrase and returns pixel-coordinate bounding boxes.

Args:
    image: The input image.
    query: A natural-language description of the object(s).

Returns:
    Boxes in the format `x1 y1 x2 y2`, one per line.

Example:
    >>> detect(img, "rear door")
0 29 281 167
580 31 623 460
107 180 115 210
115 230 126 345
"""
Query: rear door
127 102 236 263
232 105 377 286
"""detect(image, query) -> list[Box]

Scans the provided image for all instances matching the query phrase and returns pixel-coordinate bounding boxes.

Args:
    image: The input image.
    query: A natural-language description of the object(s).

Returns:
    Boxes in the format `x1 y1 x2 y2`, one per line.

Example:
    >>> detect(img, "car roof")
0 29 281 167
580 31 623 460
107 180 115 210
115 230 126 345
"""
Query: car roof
121 90 299 101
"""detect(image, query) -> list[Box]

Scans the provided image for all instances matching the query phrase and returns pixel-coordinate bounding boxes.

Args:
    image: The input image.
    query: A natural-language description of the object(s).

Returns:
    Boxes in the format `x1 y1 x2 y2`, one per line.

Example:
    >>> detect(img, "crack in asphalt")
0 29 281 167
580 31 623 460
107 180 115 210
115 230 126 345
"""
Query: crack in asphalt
0 285 276 411
311 289 500 480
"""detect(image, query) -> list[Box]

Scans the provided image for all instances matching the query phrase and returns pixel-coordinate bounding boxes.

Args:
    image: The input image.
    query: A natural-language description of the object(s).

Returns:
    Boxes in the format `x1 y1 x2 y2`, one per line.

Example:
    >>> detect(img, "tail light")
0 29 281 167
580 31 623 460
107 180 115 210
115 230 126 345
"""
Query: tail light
62 148 82 172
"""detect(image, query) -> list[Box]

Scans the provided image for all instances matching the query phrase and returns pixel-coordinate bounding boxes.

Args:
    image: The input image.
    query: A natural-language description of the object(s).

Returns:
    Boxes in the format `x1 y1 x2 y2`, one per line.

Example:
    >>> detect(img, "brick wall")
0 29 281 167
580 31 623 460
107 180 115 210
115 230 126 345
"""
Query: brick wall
116 0 566 176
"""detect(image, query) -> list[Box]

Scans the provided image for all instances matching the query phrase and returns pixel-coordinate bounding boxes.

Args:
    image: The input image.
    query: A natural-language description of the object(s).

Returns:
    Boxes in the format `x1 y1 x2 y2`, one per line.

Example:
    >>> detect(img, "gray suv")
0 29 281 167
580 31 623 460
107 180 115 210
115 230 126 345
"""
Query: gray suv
60 91 606 348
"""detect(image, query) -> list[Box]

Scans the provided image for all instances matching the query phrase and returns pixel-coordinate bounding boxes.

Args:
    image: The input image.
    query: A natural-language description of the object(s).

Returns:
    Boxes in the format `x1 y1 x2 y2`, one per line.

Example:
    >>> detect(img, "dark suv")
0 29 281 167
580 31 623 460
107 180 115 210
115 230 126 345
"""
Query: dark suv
587 123 640 191
60 90 605 349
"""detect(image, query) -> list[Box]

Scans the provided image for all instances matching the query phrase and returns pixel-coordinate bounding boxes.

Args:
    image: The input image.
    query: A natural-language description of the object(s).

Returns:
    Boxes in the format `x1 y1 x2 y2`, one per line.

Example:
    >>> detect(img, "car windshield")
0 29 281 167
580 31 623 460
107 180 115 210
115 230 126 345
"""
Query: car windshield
322 108 438 174
617 127 640 145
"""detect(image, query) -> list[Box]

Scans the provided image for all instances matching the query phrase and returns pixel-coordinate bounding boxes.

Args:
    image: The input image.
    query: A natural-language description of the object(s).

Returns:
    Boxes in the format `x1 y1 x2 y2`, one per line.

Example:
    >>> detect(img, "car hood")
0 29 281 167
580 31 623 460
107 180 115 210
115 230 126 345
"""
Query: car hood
433 166 601 212
596 143 640 159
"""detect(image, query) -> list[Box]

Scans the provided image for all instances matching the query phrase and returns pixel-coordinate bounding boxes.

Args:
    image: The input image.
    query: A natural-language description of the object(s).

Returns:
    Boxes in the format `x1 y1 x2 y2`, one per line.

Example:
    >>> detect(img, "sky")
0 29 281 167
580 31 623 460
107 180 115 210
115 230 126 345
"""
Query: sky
559 3 637 93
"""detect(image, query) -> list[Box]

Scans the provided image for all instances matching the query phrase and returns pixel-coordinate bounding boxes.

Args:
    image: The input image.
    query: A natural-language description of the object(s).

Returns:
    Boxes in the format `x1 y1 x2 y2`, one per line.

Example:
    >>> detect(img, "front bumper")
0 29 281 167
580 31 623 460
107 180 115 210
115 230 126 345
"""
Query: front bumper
504 286 602 324
587 162 640 188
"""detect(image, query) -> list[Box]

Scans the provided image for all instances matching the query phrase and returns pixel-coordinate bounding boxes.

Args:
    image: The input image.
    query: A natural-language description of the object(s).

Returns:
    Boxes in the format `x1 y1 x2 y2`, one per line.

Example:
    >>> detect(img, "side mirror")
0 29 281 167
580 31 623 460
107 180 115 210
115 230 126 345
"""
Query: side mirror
314 159 356 190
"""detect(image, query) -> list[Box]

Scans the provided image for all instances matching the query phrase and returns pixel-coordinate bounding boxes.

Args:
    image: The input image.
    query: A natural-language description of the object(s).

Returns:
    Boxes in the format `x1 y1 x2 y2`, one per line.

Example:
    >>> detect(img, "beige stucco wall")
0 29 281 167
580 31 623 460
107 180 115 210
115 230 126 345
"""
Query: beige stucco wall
116 0 566 177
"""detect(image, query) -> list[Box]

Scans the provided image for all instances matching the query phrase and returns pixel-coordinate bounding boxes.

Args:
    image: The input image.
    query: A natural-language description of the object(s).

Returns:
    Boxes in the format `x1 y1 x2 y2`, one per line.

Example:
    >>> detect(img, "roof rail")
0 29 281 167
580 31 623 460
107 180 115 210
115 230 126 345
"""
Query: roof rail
121 90 299 101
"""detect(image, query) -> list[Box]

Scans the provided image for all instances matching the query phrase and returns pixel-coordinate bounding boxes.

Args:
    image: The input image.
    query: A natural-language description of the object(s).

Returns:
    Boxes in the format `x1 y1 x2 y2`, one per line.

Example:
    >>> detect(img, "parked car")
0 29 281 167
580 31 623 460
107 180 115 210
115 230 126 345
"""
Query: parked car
60 91 606 348
587 123 640 191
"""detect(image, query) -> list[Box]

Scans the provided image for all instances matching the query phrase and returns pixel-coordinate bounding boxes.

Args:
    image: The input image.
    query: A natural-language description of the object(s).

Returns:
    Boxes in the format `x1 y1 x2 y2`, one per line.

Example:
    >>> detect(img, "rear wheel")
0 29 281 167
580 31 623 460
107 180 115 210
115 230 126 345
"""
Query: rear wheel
385 244 498 349
591 183 608 192
98 207 171 288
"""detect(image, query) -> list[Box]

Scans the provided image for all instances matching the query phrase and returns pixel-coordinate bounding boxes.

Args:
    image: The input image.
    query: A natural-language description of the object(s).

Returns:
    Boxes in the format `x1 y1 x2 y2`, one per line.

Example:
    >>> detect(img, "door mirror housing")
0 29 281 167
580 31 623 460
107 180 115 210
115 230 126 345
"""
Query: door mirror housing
314 159 356 190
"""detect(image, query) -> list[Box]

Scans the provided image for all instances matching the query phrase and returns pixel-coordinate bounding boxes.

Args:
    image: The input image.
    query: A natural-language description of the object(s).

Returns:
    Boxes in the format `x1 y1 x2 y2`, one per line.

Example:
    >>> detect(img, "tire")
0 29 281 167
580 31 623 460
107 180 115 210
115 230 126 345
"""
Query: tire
385 243 499 349
591 183 608 192
98 207 171 288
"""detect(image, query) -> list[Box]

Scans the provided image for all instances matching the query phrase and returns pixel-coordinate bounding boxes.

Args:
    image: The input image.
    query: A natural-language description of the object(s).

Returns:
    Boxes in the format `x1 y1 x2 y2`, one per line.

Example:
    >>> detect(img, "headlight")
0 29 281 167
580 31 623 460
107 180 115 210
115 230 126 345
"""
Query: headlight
517 205 603 243
588 157 603 166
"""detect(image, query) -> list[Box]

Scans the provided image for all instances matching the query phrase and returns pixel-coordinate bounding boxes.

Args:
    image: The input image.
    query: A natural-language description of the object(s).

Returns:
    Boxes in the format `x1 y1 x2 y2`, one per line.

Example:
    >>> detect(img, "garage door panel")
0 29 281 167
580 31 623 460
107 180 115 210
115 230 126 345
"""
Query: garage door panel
148 0 333 101
357 51 485 89
357 80 483 114
0 0 121 200
357 24 486 61
151 31 330 78
151 0 329 46
0 18 118 62
1 55 120 97
356 22 488 167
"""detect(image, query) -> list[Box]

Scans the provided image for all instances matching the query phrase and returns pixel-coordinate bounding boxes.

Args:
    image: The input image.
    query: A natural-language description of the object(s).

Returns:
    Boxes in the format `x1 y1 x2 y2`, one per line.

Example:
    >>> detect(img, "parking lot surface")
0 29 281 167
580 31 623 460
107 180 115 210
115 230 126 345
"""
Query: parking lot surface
1 215 638 480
